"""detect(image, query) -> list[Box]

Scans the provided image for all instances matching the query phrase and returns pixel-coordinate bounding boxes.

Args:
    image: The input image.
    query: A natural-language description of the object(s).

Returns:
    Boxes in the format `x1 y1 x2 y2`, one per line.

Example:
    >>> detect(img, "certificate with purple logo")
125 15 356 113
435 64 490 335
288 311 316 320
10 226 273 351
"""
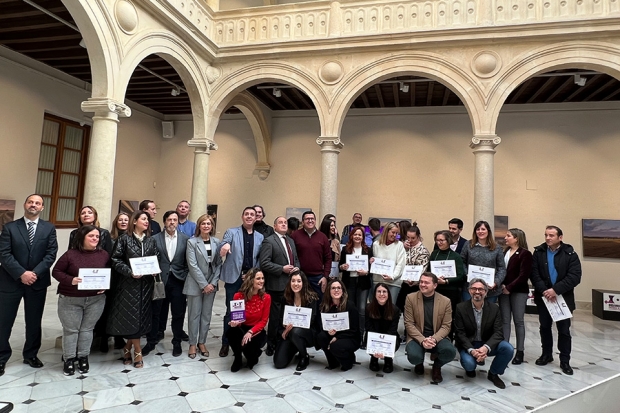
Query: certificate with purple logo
230 299 246 322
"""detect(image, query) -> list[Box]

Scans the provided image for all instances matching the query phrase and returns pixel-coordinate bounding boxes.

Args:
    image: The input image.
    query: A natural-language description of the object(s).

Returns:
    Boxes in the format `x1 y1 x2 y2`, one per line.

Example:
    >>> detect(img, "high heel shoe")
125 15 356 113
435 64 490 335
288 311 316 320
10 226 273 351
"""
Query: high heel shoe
123 348 132 365
188 345 197 359
198 343 209 357
133 352 143 368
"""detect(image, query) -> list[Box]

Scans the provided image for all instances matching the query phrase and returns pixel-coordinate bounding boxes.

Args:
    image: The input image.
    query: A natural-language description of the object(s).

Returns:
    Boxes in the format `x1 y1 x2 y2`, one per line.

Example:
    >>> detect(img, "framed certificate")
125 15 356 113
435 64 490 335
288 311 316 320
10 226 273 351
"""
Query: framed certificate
543 295 573 322
230 299 246 322
77 268 111 290
283 305 312 329
467 265 496 286
321 312 350 331
370 259 395 277
430 260 457 278
366 332 397 358
129 256 161 276
401 265 424 282
345 254 368 272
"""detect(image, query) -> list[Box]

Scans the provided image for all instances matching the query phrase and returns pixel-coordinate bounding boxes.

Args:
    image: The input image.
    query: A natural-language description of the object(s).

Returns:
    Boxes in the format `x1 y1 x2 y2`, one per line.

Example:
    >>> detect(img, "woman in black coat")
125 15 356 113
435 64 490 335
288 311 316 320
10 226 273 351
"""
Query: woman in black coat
365 283 401 373
108 210 159 368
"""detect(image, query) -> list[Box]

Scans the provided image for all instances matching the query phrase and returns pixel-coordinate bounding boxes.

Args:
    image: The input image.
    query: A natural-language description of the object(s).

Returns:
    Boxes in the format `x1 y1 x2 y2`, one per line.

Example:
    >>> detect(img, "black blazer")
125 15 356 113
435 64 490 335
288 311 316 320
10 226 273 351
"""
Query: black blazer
0 218 58 292
154 230 189 284
339 245 374 290
454 300 504 352
503 247 533 294
259 233 300 292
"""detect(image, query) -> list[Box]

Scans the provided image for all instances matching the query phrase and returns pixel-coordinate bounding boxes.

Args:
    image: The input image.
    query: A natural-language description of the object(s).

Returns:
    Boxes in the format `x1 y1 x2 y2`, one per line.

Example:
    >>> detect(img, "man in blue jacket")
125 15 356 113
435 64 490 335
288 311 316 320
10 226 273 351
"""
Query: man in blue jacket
531 225 581 375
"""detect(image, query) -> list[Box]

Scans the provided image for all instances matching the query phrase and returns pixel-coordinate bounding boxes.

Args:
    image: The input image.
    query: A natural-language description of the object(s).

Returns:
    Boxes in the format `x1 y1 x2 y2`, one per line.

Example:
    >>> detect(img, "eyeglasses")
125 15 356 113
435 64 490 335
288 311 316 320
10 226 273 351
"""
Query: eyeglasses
469 287 486 292
376 291 388 295
331 286 342 290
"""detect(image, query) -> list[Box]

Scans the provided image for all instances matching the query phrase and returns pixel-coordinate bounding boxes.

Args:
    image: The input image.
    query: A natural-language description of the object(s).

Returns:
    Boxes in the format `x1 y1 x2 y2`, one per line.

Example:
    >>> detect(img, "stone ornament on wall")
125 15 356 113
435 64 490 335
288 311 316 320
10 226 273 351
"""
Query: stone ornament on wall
471 51 502 78
319 61 344 85
115 0 139 35
470 135 501 148
205 64 221 84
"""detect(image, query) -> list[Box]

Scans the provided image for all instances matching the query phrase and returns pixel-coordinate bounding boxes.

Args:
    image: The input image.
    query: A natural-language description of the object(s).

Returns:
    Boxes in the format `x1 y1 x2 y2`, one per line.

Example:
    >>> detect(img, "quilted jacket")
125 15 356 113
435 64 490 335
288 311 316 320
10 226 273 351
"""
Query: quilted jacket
107 233 159 337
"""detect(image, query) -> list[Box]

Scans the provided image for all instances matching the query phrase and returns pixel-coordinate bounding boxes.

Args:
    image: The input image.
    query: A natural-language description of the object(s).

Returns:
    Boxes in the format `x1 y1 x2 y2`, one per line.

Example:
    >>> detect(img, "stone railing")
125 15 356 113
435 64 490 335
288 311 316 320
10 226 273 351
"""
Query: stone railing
161 0 620 47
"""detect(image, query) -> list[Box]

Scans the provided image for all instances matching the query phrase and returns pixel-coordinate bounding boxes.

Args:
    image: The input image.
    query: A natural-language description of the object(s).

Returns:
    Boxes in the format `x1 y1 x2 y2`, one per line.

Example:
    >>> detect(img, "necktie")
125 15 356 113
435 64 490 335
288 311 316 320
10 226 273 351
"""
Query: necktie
28 222 35 245
283 236 294 265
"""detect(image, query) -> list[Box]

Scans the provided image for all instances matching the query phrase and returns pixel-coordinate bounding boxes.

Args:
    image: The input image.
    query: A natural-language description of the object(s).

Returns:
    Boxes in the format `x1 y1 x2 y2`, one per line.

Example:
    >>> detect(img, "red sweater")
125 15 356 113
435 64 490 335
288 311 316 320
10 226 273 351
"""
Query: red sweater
291 229 331 277
233 291 271 335
52 249 110 297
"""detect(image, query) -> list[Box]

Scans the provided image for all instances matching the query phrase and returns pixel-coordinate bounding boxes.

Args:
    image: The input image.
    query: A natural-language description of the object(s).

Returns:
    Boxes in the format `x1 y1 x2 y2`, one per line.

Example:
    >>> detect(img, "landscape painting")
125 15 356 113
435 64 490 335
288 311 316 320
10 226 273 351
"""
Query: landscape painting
0 199 16 233
582 219 620 259
494 215 508 247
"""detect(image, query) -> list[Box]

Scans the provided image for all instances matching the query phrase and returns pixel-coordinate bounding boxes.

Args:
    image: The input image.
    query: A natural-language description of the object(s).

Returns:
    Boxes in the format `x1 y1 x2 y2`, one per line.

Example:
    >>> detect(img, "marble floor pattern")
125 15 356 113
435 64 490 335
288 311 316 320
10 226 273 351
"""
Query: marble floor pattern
2 284 620 413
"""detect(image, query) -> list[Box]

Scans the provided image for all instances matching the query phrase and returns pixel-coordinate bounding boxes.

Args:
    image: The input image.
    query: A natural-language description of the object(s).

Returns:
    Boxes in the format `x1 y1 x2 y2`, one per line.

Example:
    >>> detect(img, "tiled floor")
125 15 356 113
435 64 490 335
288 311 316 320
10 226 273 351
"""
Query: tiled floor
2 284 620 413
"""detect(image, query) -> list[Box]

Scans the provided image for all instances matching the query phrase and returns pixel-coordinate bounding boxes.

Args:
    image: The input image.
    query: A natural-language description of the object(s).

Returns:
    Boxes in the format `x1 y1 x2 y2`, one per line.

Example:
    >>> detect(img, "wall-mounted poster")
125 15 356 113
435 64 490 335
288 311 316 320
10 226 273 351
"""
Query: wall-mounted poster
0 199 16 233
582 219 620 259
119 200 139 215
494 215 508 247
207 204 218 233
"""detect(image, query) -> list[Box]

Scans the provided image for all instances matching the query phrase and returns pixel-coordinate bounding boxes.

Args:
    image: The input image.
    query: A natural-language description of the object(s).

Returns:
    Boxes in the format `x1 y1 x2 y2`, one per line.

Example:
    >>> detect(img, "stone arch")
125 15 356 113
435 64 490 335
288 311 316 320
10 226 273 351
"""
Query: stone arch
61 0 121 98
119 32 209 139
227 91 272 180
205 62 329 140
329 52 485 137
487 41 620 133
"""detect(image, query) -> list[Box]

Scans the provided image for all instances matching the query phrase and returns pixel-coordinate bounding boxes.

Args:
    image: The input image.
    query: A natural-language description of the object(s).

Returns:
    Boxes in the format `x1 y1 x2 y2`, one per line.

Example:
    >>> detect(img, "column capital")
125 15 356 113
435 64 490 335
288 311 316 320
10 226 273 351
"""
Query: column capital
316 136 344 153
187 139 218 153
81 98 131 117
470 134 501 150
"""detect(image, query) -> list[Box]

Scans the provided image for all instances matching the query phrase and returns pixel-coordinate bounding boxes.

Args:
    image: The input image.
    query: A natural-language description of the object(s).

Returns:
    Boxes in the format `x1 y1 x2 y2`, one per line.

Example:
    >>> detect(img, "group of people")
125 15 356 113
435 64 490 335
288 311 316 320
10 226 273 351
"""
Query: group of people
0 197 582 391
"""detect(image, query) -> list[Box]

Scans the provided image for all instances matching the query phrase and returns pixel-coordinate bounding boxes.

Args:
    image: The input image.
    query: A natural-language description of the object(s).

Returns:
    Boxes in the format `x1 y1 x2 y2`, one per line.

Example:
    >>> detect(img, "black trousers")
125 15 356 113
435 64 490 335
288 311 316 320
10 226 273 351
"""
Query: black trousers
149 276 187 345
0 286 47 362
316 331 359 370
226 324 266 363
266 290 284 348
536 299 572 362
273 327 314 369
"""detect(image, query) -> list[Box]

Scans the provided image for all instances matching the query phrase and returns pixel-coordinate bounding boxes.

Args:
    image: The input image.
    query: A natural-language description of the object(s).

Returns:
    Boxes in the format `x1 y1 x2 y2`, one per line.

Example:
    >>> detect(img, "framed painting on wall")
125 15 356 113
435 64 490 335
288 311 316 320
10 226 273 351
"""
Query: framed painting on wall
494 215 508 247
119 200 139 215
582 219 620 259
0 199 16 233
207 204 218 233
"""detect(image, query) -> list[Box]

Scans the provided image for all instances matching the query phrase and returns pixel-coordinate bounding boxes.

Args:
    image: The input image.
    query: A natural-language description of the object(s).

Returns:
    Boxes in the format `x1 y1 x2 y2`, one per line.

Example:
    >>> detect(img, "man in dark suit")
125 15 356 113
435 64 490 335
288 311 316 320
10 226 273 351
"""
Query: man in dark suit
531 225 581 375
0 194 58 375
143 211 189 357
454 278 514 389
140 199 161 235
259 216 300 355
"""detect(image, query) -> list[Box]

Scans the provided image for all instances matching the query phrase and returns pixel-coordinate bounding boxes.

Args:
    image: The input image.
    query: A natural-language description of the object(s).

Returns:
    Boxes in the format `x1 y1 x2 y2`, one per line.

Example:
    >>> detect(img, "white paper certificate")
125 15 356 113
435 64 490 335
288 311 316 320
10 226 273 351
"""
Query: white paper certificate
321 312 350 331
467 265 496 285
77 268 111 290
129 256 161 276
329 262 340 278
370 259 395 277
366 332 397 358
283 305 312 329
543 295 573 321
346 254 368 272
401 265 424 282
430 260 457 278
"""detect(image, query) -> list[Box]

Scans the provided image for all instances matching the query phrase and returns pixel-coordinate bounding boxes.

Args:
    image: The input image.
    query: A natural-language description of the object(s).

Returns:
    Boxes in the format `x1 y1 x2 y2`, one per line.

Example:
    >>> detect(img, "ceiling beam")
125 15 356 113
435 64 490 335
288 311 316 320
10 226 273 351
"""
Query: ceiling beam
544 76 573 103
442 86 451 106
374 84 385 108
507 79 530 104
426 82 434 106
526 77 556 104
583 78 616 101
393 83 400 107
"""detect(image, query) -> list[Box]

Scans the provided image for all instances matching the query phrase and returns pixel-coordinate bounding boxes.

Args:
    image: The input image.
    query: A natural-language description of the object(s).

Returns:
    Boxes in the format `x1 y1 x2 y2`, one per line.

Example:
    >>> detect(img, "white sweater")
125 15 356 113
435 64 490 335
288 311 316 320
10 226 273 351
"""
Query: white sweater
372 241 407 288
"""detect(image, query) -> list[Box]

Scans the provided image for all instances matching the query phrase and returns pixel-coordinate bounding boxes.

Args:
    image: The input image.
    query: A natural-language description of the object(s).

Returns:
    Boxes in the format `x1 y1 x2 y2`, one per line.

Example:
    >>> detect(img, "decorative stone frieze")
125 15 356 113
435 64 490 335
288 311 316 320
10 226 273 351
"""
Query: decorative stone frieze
115 0 139 34
187 138 219 153
471 51 502 78
319 61 344 85
81 98 132 118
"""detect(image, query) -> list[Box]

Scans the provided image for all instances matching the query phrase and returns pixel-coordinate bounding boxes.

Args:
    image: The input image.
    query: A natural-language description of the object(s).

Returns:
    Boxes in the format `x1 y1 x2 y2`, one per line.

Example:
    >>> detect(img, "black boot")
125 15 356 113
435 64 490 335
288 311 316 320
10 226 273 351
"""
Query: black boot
369 356 380 372
77 356 90 374
512 350 524 365
231 355 243 372
383 357 394 373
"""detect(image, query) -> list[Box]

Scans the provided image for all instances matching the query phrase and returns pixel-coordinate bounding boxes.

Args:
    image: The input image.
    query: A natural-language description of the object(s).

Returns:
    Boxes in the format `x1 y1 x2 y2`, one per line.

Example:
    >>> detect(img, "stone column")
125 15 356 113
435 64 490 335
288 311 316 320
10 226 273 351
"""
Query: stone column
470 135 501 226
81 98 131 229
316 136 343 219
187 139 218 222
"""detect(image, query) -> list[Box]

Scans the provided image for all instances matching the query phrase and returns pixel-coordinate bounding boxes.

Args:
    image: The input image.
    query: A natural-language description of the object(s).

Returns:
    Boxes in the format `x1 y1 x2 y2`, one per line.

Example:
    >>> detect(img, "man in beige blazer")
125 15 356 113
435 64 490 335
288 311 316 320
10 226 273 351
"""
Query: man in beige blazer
404 272 456 383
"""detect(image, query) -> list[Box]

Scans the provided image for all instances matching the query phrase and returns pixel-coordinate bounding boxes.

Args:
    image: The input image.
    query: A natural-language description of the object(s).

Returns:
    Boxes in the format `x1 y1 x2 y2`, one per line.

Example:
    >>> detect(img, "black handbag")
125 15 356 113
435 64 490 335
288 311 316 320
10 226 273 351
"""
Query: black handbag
153 274 166 300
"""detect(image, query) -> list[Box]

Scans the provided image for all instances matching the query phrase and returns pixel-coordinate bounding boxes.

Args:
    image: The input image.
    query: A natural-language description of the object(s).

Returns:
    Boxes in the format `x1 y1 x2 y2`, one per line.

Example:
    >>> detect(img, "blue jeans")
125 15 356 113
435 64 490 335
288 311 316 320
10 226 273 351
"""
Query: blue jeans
459 340 514 375
222 276 243 345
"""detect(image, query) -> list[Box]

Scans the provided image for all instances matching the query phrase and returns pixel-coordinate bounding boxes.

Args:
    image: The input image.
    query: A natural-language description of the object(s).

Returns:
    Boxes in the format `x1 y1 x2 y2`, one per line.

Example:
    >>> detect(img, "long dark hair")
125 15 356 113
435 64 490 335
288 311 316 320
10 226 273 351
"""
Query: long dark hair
128 210 152 237
366 283 396 320
344 226 369 254
319 217 337 240
321 279 348 313
238 268 265 301
73 225 101 252
283 270 318 307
